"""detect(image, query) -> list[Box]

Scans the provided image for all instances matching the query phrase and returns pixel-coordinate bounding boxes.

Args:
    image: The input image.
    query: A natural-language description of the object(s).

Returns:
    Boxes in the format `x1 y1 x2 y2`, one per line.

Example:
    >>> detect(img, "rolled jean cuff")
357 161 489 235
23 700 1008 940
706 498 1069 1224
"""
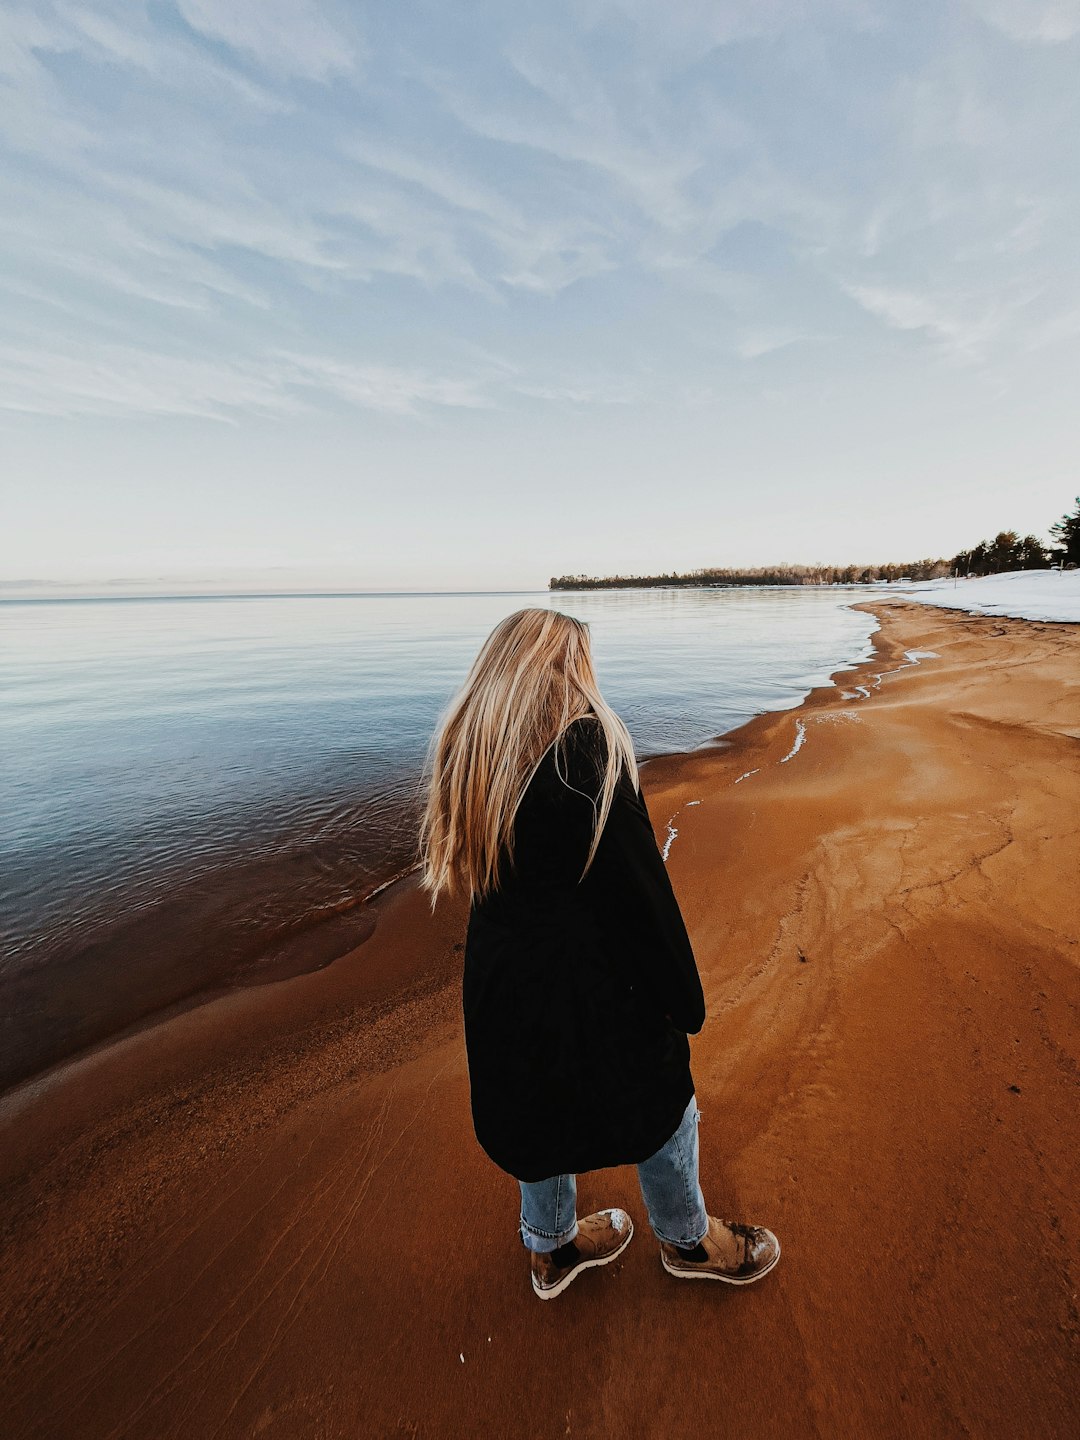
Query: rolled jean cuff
519 1215 579 1254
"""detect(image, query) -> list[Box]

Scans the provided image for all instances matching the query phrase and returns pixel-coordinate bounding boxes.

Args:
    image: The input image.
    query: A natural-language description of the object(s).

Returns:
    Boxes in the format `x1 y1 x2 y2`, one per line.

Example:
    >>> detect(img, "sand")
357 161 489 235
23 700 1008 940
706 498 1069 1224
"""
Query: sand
1 601 1077 1440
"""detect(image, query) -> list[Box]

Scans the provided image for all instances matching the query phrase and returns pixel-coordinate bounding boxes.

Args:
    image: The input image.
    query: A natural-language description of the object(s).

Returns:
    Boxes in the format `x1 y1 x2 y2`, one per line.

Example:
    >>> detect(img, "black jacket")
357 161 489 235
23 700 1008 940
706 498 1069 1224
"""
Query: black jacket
462 714 706 1182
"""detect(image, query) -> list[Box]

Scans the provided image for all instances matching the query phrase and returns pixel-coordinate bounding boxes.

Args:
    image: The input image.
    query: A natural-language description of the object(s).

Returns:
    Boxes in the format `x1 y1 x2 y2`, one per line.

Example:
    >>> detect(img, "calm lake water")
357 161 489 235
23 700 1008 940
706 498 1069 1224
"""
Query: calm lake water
1 586 881 1090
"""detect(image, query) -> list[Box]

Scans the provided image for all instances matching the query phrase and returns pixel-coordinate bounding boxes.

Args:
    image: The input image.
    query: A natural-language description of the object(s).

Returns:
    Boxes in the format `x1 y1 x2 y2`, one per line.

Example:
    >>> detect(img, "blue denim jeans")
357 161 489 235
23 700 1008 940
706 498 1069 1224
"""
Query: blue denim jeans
518 1094 708 1253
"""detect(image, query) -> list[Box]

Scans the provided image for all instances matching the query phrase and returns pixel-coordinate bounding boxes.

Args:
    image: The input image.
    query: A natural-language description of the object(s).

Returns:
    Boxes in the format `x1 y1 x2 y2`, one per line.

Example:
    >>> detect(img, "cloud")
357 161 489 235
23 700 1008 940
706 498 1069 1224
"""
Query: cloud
275 352 491 415
0 341 491 420
512 376 645 404
0 3 288 167
438 43 707 233
1 0 1078 431
346 137 527 234
966 1 1080 42
174 0 361 80
102 173 347 272
578 0 883 61
842 282 1006 360
339 137 615 294
735 329 823 359
420 19 848 313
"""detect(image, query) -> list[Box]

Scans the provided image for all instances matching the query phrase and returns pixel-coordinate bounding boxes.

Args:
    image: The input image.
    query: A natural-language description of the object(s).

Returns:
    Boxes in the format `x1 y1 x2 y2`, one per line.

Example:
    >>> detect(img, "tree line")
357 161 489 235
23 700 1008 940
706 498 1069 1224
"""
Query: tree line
550 496 1080 591
953 498 1080 575
550 560 948 591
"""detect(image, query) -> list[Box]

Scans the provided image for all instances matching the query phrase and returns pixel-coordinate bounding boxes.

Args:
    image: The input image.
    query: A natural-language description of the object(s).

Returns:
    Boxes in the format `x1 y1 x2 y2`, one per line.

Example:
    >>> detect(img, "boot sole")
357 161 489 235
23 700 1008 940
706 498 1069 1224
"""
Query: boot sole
531 1219 635 1300
661 1235 781 1285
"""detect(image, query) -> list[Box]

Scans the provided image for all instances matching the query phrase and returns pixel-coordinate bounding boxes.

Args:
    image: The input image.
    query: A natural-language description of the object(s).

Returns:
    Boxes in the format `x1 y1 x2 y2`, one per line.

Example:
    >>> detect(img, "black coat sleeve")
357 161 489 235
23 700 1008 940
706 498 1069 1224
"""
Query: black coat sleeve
559 720 706 1035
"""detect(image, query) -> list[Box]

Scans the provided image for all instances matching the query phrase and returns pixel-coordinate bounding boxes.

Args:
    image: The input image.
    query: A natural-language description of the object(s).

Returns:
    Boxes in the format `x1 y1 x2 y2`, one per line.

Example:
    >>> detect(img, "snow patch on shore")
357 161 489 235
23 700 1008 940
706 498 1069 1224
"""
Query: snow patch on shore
735 642 941 791
780 720 807 764
662 799 702 861
843 646 940 702
895 569 1080 623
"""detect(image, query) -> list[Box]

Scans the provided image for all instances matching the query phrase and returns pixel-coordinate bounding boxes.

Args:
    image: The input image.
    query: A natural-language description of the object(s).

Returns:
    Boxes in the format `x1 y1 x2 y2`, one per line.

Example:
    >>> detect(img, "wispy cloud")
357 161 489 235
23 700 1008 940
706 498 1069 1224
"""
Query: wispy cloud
578 0 883 60
0 341 492 421
512 376 646 405
1 0 1079 428
966 1 1080 43
843 283 1005 360
174 0 362 80
5 0 1078 590
338 136 615 295
735 329 826 359
276 352 491 415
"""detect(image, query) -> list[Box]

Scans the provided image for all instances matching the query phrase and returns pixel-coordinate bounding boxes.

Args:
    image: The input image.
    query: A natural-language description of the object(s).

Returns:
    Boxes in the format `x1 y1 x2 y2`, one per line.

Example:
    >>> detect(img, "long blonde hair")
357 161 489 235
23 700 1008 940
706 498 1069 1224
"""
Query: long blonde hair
417 607 639 909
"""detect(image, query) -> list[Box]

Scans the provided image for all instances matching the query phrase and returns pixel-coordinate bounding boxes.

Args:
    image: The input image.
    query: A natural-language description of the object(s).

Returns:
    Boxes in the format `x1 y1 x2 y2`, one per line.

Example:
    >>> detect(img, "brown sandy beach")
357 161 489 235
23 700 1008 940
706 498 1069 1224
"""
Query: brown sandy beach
1 601 1077 1439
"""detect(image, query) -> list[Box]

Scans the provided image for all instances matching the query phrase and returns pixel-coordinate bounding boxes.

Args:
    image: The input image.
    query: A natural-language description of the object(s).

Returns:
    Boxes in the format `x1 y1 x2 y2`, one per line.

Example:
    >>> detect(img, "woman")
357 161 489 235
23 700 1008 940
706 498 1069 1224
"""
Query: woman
418 607 779 1300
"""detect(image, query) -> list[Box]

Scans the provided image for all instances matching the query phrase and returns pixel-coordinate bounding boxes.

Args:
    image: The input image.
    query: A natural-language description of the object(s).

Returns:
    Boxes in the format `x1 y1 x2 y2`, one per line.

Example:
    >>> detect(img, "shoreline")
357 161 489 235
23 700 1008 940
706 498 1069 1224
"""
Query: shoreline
0 596 1038 1135
1 603 881 1102
2 600 1077 1439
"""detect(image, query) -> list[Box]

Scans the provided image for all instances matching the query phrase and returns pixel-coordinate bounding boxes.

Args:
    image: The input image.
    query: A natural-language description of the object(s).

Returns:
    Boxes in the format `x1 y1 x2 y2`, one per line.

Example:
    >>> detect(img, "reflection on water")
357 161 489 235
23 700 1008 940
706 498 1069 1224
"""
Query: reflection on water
0 586 878 1089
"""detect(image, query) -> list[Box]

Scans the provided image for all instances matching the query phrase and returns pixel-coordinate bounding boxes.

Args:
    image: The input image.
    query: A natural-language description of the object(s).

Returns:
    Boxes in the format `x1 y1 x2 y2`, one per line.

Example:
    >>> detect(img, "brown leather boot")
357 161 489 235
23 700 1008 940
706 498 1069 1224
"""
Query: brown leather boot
660 1215 780 1284
529 1208 634 1299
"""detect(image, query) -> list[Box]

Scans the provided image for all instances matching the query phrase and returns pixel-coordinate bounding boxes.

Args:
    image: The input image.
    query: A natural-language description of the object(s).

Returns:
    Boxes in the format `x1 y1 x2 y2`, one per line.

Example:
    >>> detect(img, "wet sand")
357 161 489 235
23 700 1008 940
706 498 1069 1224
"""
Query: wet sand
1 601 1077 1439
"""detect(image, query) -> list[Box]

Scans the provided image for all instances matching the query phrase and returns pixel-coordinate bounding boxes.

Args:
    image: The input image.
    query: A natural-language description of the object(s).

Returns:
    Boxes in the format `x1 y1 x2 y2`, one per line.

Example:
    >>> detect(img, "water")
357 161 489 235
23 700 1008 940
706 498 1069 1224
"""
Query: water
0 586 879 1091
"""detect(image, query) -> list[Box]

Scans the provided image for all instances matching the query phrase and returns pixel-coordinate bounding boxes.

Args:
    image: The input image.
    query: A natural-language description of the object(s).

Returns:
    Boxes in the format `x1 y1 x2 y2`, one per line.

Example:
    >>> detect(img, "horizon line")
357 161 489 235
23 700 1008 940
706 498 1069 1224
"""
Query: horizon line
0 588 555 605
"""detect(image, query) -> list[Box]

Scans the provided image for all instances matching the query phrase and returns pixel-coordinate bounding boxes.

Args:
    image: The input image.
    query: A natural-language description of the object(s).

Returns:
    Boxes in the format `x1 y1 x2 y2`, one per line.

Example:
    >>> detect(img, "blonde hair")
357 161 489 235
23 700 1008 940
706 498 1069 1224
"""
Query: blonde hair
417 607 639 909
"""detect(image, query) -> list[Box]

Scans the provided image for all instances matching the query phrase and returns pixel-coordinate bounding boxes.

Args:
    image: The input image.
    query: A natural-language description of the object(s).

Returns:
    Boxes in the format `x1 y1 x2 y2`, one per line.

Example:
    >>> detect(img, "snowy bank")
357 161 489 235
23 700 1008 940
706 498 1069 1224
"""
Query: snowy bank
892 569 1080 624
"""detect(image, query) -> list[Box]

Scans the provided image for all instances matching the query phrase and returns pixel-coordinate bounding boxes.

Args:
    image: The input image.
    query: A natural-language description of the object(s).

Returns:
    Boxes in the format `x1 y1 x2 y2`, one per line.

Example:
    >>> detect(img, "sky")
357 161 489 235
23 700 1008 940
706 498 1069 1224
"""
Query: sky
2 0 1079 594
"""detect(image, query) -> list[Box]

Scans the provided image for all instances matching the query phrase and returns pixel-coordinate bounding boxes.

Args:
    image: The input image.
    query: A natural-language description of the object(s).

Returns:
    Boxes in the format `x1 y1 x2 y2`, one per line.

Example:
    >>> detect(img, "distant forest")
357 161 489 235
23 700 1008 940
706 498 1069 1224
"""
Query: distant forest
550 496 1080 591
